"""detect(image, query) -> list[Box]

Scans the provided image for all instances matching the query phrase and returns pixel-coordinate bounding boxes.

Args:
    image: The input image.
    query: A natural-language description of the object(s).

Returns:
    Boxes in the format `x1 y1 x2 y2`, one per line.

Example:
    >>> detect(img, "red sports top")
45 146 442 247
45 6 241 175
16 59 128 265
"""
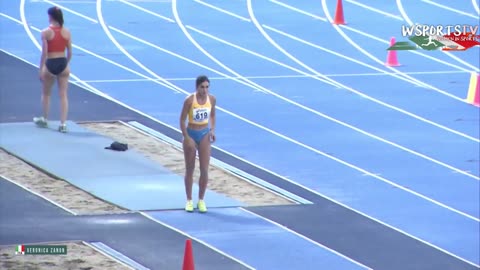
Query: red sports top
47 26 68 53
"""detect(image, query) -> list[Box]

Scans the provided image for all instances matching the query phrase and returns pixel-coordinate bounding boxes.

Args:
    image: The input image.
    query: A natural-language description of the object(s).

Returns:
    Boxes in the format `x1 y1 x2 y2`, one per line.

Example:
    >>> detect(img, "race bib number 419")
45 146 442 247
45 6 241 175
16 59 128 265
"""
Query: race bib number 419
193 107 210 122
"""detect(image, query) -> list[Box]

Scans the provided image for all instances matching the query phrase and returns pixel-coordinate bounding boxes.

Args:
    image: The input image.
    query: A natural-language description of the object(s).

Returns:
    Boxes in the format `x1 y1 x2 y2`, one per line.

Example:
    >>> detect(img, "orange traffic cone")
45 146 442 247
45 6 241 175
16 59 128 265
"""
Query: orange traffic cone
182 239 195 270
466 72 479 107
386 37 401 67
333 0 346 25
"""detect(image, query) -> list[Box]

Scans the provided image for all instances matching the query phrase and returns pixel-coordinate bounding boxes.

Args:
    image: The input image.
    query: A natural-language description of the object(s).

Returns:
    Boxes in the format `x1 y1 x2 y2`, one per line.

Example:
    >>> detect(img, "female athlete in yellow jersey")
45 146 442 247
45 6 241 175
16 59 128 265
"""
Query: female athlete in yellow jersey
180 75 216 213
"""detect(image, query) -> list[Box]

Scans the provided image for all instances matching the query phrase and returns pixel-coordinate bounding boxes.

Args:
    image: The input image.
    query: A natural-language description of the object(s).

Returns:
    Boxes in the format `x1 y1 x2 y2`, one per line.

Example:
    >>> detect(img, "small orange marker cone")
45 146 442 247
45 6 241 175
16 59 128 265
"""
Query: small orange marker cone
466 72 479 107
386 37 401 67
333 0 346 25
182 239 195 270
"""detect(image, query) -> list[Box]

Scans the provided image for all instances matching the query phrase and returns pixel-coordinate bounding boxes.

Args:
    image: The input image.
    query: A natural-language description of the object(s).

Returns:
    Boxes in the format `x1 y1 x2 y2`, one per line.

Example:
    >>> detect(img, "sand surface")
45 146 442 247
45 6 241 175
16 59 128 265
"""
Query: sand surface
1 121 292 269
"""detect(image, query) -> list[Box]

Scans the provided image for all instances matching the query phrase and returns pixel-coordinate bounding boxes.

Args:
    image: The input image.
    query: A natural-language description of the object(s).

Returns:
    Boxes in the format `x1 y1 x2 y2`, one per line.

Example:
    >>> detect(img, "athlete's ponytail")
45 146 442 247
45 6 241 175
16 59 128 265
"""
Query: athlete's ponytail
48 6 64 27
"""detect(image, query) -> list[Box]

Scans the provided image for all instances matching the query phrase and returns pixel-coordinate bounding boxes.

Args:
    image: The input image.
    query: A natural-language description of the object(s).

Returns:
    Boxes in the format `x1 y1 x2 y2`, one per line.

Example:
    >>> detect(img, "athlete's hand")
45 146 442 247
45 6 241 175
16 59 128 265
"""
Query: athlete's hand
39 71 44 82
209 130 216 143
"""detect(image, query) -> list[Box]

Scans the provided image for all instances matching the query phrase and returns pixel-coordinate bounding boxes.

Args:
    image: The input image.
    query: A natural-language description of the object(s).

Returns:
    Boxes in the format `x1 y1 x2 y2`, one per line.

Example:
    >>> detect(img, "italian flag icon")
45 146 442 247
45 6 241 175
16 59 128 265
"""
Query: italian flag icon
16 245 25 255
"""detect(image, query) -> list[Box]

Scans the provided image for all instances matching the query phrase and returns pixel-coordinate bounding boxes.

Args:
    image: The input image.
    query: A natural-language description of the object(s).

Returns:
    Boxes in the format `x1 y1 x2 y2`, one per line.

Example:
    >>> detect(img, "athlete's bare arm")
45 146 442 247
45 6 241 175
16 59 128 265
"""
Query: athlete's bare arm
65 28 72 63
39 29 49 80
180 95 194 138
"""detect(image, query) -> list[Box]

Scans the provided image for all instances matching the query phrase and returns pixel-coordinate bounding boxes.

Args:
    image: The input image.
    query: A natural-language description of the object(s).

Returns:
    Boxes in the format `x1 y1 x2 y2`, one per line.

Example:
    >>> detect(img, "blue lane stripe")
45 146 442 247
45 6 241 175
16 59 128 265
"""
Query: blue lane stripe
102 0 254 71
399 0 479 25
146 208 369 270
245 76 479 173
189 0 252 20
425 0 479 14
140 0 480 140
174 0 316 66
0 1 22 18
253 33 479 138
186 25 480 141
250 1 479 109
103 4 479 150
0 18 41 64
114 0 478 142
101 12 475 192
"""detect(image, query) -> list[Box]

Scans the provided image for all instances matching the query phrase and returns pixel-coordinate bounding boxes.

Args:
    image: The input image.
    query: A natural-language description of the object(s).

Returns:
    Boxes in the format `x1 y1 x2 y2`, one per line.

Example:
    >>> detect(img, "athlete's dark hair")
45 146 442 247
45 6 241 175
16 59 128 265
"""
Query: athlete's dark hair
48 6 64 27
196 75 210 88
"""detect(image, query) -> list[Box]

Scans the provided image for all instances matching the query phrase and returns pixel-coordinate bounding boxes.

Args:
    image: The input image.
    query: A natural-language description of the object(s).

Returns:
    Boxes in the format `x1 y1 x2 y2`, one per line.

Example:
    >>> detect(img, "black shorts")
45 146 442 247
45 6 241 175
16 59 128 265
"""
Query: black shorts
45 57 67 75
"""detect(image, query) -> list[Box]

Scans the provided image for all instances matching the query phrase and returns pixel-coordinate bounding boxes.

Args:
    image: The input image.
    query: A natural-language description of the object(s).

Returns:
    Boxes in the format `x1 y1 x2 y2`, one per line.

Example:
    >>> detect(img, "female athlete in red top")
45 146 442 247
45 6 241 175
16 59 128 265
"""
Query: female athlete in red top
34 6 72 133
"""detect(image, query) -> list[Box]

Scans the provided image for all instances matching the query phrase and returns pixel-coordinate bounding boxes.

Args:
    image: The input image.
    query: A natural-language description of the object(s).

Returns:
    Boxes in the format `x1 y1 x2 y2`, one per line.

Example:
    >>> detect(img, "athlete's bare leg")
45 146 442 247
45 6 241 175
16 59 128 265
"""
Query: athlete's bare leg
183 137 196 201
57 65 70 125
197 133 211 200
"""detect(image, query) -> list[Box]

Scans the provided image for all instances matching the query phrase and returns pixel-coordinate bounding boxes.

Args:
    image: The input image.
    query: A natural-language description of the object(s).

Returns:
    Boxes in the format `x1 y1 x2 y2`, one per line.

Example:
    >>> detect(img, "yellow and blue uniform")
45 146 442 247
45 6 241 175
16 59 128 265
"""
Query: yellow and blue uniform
187 93 211 144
